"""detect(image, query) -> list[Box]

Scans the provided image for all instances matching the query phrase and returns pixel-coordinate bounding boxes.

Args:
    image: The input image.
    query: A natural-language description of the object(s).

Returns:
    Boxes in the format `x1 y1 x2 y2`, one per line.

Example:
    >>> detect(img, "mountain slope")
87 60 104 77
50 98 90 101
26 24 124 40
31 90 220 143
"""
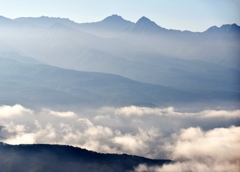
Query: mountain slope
0 16 22 27
0 142 171 172
3 15 240 69
15 16 80 28
78 14 134 36
0 57 207 108
203 23 240 37
0 15 239 105
128 16 170 36
15 15 135 37
0 51 40 64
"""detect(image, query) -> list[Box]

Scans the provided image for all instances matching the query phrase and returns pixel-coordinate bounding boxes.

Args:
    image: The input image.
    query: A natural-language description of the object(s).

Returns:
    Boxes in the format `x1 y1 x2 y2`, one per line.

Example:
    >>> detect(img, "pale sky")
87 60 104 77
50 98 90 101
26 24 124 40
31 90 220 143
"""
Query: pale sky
0 0 239 31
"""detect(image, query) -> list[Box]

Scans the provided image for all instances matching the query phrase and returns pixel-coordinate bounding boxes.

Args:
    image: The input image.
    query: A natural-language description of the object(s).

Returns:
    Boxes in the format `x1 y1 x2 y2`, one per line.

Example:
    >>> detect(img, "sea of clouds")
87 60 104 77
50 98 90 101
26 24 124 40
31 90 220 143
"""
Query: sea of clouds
0 104 240 172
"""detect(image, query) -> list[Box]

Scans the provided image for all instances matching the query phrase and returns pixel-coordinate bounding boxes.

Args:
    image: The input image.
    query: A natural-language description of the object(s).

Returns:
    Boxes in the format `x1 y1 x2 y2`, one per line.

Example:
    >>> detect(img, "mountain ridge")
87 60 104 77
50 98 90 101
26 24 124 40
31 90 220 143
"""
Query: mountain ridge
204 23 240 37
8 15 239 33
0 142 171 172
0 14 239 105
0 57 210 108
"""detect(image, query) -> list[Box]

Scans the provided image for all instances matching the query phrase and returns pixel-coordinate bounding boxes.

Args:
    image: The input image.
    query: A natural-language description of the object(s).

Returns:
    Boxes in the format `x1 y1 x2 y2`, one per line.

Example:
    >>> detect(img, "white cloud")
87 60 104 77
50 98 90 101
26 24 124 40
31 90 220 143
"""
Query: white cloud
135 126 240 172
110 106 181 117
45 109 76 118
94 114 111 120
4 133 36 145
0 104 32 119
200 109 240 118
2 121 26 134
98 106 240 119
111 128 160 157
135 161 240 172
3 121 56 145
168 126 240 162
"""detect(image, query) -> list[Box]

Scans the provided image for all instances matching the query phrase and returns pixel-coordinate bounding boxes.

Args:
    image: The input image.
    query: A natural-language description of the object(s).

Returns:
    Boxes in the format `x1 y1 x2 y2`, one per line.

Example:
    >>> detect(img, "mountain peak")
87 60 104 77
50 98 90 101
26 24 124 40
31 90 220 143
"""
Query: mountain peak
138 16 151 21
102 14 125 23
0 16 20 26
0 16 8 19
220 23 240 32
128 16 168 35
136 16 154 24
205 23 240 34
0 16 13 22
135 16 162 28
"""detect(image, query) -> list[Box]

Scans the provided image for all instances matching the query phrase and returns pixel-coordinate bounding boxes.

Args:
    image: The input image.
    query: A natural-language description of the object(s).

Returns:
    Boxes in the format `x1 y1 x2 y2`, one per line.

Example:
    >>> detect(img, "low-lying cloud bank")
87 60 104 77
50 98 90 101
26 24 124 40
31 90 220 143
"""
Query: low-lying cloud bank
135 126 240 172
0 104 240 171
0 104 32 119
99 106 240 118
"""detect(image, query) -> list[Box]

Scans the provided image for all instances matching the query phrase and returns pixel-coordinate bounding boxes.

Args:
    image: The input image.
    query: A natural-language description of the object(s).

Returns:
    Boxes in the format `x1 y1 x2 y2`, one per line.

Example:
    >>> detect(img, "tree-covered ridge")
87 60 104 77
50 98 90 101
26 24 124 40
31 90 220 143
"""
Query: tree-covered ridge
0 142 171 172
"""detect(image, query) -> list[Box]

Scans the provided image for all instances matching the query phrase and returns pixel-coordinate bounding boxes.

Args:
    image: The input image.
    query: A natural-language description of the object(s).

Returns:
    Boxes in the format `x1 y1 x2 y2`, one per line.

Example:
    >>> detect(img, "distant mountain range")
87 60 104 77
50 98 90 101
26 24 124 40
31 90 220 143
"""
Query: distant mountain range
0 15 239 108
12 14 240 35
0 142 171 172
0 14 239 69
0 14 239 66
0 15 239 171
0 57 209 108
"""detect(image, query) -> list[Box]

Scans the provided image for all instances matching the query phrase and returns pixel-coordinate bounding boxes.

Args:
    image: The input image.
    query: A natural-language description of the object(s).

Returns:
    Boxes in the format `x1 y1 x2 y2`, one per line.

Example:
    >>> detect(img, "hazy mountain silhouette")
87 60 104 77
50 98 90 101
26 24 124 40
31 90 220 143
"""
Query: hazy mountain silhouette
204 23 240 36
0 14 239 172
3 14 238 69
0 142 171 172
0 15 239 108
15 16 79 29
128 16 169 36
0 57 210 108
0 51 40 64
77 14 134 36
0 16 17 26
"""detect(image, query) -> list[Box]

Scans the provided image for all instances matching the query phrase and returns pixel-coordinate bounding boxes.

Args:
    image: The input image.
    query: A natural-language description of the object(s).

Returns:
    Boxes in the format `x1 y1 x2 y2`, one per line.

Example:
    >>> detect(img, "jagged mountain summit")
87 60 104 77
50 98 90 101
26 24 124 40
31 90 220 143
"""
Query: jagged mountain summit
204 23 240 37
1 14 239 69
10 14 240 36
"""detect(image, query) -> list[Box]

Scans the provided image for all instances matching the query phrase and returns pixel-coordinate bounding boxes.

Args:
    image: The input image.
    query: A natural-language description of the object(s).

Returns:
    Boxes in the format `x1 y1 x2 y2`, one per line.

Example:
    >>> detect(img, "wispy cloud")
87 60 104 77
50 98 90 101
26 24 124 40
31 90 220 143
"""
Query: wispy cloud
44 109 76 118
97 106 240 118
199 109 240 118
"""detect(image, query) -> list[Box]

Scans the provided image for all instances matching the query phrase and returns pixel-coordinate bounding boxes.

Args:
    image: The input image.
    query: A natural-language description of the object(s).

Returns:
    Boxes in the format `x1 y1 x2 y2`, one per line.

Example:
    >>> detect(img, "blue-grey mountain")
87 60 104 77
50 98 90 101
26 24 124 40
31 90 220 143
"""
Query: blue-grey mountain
0 142 171 172
0 15 239 108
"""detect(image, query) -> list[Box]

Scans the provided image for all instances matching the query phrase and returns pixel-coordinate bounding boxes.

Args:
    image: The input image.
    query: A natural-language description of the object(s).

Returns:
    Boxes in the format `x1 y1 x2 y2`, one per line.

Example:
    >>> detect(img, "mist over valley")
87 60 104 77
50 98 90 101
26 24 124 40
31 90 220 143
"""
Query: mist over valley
0 13 240 172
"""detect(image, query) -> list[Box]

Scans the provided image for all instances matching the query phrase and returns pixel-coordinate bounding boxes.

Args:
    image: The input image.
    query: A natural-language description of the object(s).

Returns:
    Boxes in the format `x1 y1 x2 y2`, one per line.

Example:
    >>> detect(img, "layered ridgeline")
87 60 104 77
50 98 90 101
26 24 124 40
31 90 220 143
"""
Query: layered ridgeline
0 15 239 108
0 57 208 108
0 15 239 172
1 14 239 70
0 142 171 172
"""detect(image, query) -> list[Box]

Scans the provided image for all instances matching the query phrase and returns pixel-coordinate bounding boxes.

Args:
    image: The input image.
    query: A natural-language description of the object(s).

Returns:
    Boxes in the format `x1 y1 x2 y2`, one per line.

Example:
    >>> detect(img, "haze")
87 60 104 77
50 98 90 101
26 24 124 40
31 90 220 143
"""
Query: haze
0 1 240 171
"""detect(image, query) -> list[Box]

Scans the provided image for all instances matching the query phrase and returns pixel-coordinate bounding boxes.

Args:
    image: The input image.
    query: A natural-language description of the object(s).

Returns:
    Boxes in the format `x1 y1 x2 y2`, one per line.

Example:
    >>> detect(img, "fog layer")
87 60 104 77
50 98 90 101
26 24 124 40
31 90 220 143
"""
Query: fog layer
0 104 239 172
